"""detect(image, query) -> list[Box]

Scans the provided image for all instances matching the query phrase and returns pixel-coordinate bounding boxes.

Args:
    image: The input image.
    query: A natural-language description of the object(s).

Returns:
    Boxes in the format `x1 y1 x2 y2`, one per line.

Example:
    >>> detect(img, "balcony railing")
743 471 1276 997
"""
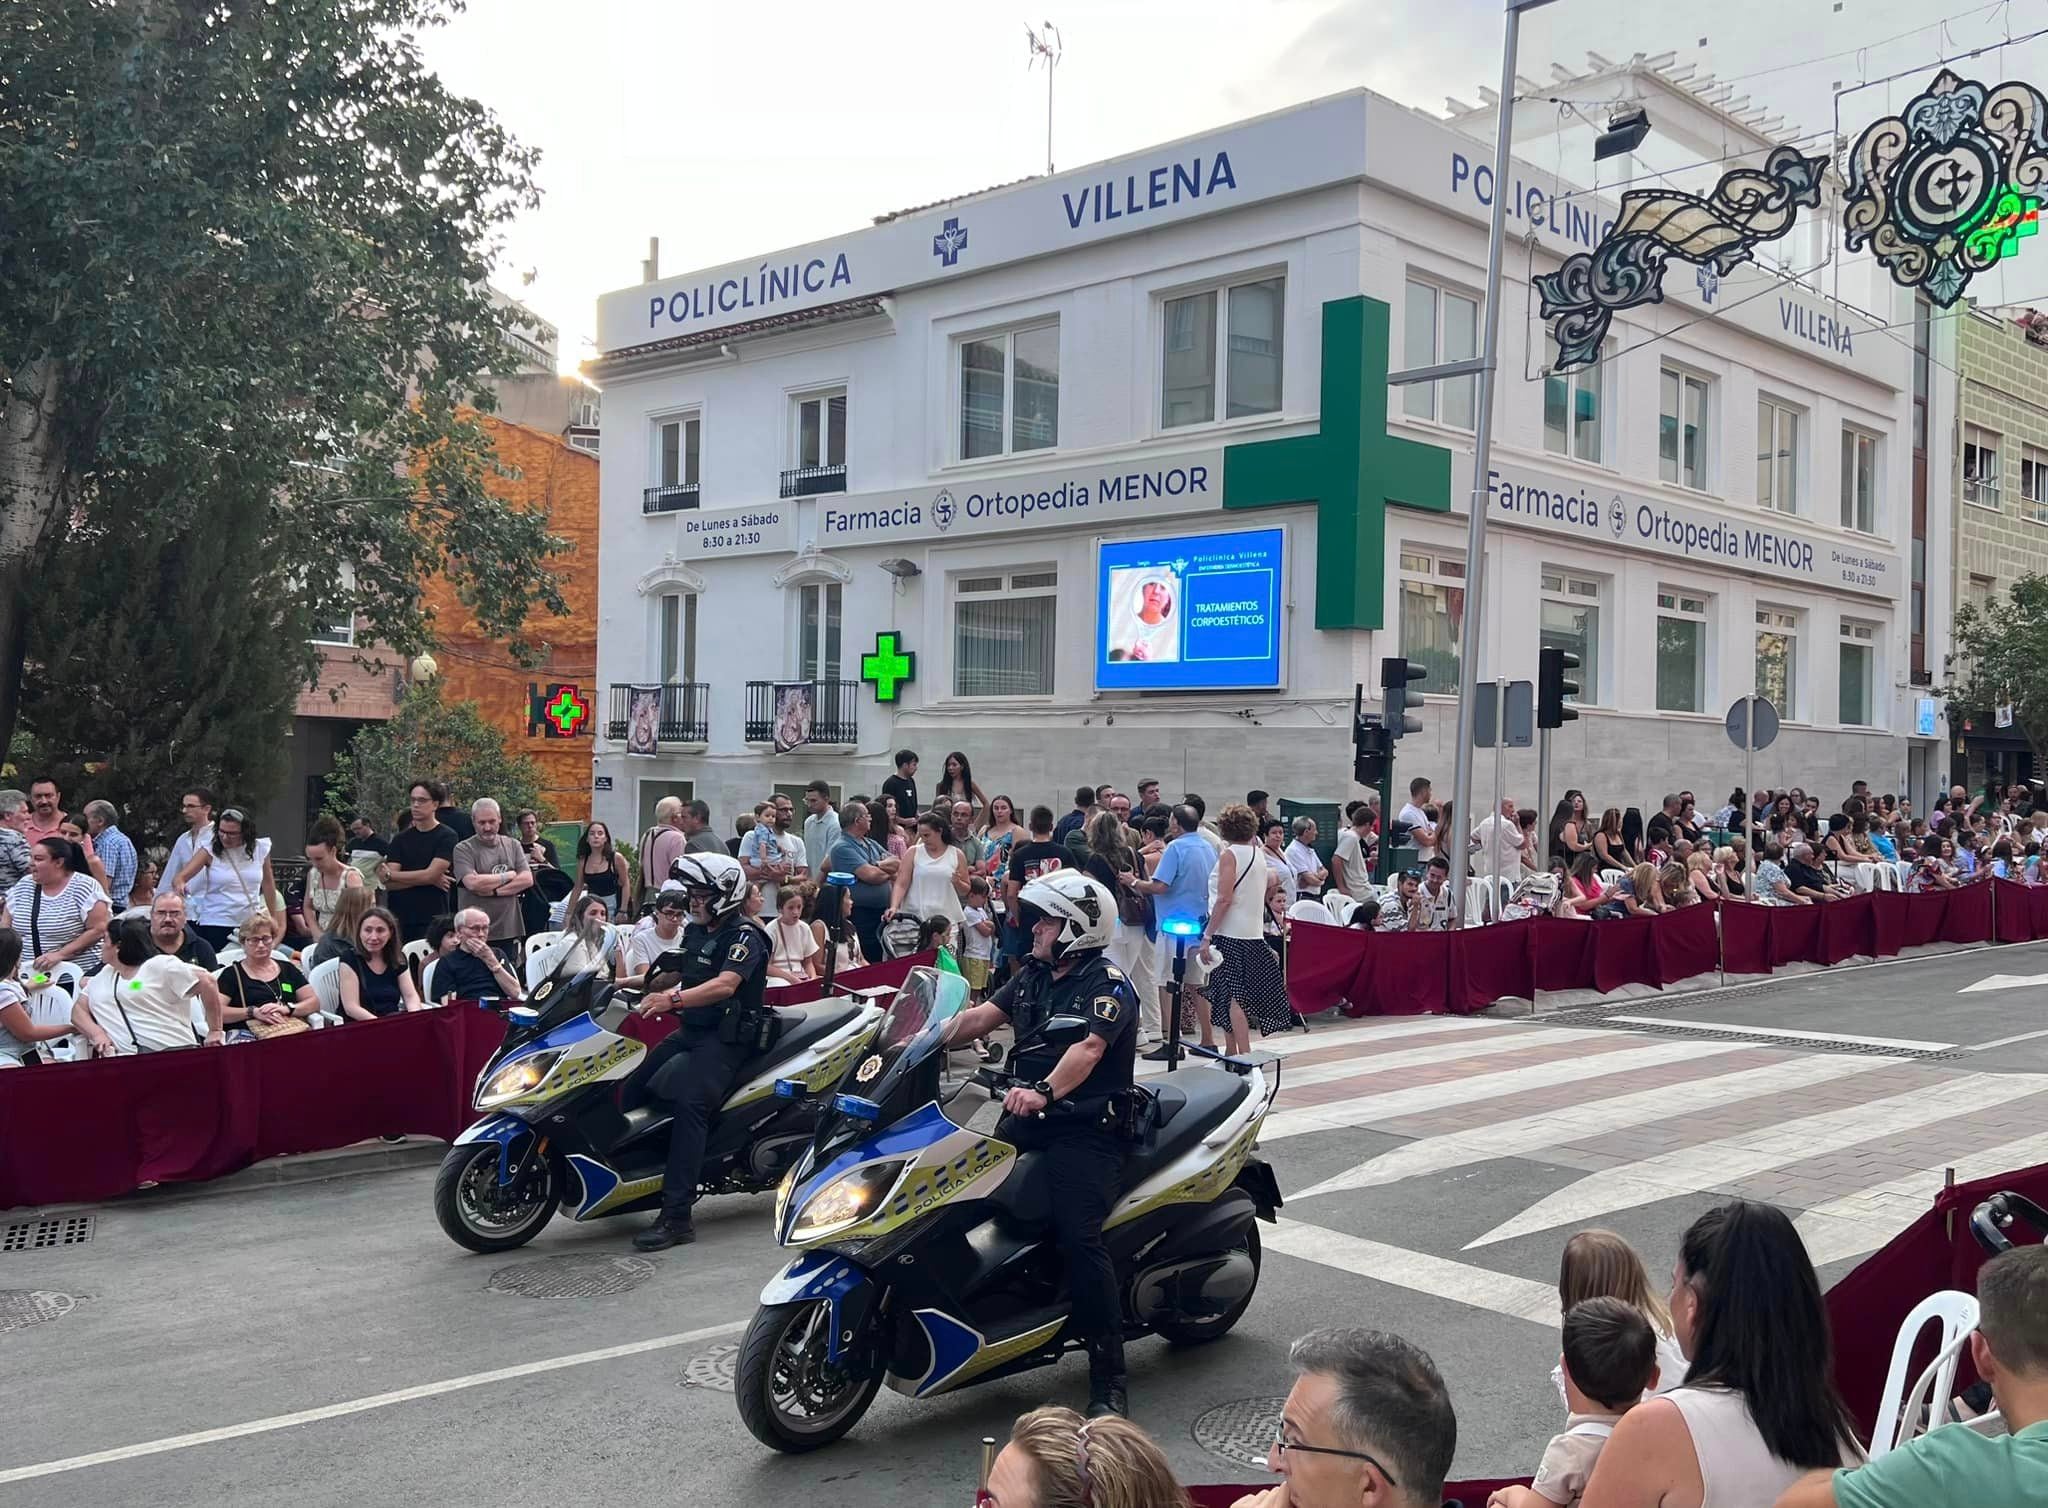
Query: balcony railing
745 679 858 746
606 682 710 744
778 463 848 499
643 482 701 514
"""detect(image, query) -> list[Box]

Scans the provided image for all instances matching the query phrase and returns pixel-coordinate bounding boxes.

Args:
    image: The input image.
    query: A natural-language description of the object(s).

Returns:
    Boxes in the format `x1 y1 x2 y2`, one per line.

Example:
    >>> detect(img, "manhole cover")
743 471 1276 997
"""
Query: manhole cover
680 1342 740 1392
487 1254 656 1298
1192 1396 1286 1469
0 1290 78 1334
1 1216 94 1252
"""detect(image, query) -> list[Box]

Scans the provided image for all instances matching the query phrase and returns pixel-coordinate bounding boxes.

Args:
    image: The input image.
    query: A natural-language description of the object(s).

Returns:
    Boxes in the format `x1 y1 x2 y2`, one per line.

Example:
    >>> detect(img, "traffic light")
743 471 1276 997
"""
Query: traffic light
1380 656 1426 741
1538 645 1580 728
1353 714 1392 785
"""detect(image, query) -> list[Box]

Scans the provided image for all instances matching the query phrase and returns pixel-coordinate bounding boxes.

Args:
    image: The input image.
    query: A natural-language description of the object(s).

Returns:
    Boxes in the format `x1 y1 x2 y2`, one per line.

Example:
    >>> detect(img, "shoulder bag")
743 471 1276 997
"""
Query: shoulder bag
233 963 310 1040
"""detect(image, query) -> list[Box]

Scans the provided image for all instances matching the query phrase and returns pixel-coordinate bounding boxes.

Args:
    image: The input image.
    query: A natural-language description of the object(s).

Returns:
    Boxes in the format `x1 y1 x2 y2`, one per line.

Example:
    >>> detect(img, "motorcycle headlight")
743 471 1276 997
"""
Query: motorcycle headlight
478 1050 562 1109
774 1152 812 1232
787 1159 909 1243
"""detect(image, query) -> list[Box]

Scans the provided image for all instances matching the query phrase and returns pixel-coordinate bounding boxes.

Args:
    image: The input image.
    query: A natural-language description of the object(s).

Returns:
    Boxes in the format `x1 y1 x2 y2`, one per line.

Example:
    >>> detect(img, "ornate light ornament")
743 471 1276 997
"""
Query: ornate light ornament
1535 146 1828 371
1844 68 2048 307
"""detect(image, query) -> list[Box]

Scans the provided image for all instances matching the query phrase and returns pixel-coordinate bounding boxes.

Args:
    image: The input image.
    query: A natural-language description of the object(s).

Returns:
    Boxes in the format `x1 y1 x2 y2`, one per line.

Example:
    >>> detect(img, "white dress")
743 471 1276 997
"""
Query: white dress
904 843 965 926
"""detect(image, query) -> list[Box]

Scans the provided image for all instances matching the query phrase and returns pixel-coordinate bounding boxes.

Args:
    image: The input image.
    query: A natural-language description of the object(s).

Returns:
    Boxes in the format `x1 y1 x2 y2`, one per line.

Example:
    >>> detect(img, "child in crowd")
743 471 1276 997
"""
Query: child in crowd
959 879 996 1002
920 914 960 976
1553 1228 1688 1401
1491 1296 1659 1507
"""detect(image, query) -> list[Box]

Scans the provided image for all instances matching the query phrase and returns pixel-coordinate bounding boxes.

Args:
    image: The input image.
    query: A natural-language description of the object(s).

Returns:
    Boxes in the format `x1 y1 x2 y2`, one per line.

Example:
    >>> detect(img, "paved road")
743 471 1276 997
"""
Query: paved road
4 940 2046 1505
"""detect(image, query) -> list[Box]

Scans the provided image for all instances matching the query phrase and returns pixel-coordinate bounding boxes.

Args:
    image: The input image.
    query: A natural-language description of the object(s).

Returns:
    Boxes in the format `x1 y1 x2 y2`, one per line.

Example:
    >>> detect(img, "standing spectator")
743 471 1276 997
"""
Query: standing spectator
932 750 986 824
564 820 631 921
1333 802 1377 901
764 888 821 986
217 914 317 1036
1283 817 1329 898
739 796 807 913
0 791 30 892
22 777 78 850
1134 804 1217 1053
802 779 842 871
72 916 225 1054
829 801 898 965
346 813 388 856
888 810 968 930
148 891 218 969
431 795 474 842
1184 792 1225 853
959 877 996 1001
1052 784 1097 848
978 794 1023 882
58 817 112 898
1246 790 1273 825
0 926 72 1064
681 798 722 856
378 782 458 945
452 798 534 963
639 796 687 896
1397 777 1440 862
1470 797 1524 882
517 809 559 871
159 787 216 898
1551 791 1592 865
1134 778 1166 820
1590 808 1629 872
1083 809 1157 1039
1002 805 1069 978
947 800 986 873
172 807 282 949
301 816 365 939
877 795 911 861
83 800 136 911
880 749 921 837
1261 817 1298 909
336 905 425 1019
1197 803 1288 1056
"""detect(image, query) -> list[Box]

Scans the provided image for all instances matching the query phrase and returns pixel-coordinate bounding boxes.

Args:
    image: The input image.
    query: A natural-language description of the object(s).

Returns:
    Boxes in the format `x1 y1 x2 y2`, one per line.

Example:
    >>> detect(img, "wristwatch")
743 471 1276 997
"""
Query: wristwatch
1030 1078 1055 1101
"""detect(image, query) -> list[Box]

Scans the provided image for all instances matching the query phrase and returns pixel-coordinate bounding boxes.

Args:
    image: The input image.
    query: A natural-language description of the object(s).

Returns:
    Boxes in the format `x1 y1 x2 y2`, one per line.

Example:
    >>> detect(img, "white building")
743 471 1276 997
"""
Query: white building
586 66 1952 842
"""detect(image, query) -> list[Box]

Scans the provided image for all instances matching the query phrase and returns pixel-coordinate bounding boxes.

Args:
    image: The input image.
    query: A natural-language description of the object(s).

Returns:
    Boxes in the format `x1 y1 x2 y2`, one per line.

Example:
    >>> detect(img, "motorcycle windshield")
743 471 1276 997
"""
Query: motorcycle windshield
836 965 967 1108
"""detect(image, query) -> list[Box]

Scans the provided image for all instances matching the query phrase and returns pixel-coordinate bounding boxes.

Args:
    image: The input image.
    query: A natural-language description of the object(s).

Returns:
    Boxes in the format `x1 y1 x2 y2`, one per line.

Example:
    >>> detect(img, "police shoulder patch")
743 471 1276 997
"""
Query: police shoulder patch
727 941 752 964
1091 995 1121 1024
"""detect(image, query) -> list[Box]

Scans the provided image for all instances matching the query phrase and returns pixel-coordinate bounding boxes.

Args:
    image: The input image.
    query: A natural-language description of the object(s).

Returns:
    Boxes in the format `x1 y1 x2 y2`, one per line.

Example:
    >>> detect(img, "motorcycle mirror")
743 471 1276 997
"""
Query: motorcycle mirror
980 1040 1003 1065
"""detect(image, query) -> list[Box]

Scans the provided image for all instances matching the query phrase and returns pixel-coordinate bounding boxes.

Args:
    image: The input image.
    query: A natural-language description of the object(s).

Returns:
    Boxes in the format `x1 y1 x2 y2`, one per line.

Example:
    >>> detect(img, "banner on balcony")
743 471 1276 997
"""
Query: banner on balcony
624 686 660 758
772 682 814 754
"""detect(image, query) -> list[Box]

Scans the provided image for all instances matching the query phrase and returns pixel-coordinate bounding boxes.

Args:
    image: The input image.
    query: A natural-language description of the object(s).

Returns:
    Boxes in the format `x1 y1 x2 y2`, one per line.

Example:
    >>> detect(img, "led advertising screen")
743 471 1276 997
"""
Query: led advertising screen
1095 526 1284 691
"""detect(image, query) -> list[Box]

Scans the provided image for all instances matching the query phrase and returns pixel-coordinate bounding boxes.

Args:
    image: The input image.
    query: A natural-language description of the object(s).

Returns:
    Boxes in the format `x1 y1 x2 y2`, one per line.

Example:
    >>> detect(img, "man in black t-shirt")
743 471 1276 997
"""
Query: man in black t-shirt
1003 805 1068 966
379 781 458 944
879 749 919 838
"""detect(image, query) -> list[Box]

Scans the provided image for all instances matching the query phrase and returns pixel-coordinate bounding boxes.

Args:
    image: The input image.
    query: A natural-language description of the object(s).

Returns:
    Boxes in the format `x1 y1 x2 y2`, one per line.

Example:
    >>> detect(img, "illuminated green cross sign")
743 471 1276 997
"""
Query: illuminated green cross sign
1223 296 1453 629
861 632 916 702
545 686 590 736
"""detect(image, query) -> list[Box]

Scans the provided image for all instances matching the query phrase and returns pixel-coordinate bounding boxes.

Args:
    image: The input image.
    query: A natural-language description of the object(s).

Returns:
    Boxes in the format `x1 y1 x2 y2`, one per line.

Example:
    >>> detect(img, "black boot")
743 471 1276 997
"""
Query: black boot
632 1213 696 1252
1085 1336 1128 1418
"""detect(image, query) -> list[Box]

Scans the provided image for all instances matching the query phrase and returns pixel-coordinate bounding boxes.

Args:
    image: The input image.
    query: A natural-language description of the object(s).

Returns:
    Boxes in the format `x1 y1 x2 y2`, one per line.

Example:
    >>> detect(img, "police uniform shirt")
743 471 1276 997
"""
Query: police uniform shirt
665 919 770 1023
990 954 1138 1103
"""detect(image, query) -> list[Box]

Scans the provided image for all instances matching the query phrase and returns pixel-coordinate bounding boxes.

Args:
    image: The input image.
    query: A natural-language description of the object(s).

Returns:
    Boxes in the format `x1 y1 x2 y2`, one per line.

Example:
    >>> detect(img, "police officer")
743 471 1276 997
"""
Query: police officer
624 852 769 1252
940 868 1139 1416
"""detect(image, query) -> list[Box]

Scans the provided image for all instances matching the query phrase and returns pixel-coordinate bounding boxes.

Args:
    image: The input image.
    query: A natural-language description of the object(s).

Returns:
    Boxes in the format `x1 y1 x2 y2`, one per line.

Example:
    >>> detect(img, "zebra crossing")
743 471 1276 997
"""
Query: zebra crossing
1236 1012 2048 1318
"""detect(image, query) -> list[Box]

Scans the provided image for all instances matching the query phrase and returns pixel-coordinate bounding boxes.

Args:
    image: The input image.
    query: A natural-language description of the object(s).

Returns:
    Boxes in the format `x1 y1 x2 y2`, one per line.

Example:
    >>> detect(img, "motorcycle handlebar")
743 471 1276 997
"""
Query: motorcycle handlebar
969 1064 1078 1118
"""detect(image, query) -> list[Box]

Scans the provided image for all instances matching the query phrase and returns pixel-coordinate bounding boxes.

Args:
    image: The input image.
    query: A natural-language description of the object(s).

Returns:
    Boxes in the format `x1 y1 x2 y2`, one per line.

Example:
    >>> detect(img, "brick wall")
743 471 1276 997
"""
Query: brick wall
1955 311 2048 594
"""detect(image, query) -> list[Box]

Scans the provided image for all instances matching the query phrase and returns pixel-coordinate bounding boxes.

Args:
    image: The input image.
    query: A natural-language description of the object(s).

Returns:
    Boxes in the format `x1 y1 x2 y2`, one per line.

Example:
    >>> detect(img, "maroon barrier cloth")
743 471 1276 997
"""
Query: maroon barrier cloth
1448 919 1535 1015
1767 900 1825 968
1993 878 2036 944
1530 914 1598 992
1941 879 1995 944
1718 899 1771 976
1285 921 1371 1014
618 952 934 1048
1653 899 1721 983
1589 910 1659 994
0 1006 506 1209
2034 882 2048 941
1867 890 1909 959
1353 927 1452 1016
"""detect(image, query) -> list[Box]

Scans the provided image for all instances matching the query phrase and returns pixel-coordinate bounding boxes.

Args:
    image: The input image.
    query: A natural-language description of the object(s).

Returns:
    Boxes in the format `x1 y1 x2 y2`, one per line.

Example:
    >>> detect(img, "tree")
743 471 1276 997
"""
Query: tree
1945 573 2048 770
328 680 544 831
0 0 566 757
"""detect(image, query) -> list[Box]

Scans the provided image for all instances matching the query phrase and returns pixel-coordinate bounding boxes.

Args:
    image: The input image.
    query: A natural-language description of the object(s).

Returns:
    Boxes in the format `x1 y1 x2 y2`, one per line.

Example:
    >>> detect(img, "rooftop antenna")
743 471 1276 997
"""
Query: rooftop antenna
1026 21 1062 176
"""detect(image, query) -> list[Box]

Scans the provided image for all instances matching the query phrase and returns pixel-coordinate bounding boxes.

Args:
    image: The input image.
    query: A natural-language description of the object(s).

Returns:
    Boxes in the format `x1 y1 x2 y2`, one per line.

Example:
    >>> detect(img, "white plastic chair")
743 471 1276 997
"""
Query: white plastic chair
1598 868 1626 890
1868 1289 1980 1459
1324 893 1361 926
1870 862 1902 892
524 930 564 989
419 956 441 1005
1895 860 1915 889
1286 898 1335 927
402 938 432 965
308 956 345 1023
215 946 245 968
1463 877 1506 926
29 963 84 1062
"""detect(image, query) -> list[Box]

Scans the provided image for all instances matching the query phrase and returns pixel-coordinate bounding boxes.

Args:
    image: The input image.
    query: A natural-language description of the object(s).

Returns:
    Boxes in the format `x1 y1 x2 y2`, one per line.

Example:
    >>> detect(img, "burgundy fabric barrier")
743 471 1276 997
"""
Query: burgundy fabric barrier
1653 899 1722 983
1530 914 1599 993
1352 927 1452 1016
0 1006 506 1209
618 952 934 1048
2033 883 2048 941
1941 880 1996 944
1718 899 1771 976
1285 921 1371 1015
1449 919 1536 1015
1993 878 2036 944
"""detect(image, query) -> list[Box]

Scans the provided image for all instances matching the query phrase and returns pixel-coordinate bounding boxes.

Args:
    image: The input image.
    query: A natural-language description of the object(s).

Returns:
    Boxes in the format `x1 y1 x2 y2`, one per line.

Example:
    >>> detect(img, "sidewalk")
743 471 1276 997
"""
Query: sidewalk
14 1137 447 1218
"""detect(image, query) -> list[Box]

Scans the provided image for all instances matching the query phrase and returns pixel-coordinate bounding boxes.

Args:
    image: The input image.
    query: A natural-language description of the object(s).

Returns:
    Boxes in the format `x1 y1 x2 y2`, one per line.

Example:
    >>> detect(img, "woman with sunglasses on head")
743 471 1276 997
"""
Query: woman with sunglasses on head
980 1406 1187 1508
172 806 282 950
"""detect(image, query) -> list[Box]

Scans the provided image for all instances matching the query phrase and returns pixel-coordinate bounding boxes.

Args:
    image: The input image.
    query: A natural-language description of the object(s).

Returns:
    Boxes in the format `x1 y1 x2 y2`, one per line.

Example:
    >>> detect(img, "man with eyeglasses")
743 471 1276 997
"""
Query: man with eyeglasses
1233 1327 1456 1508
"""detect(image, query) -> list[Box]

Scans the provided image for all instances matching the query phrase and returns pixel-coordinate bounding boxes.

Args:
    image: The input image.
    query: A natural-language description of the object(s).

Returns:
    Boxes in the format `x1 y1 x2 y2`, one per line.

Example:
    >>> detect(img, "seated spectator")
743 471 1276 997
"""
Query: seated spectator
1684 853 1719 906
0 925 72 1064
217 913 316 1037
1608 863 1666 918
146 891 219 969
1905 846 1953 894
1751 842 1809 906
1416 855 1457 931
72 916 226 1054
1233 1327 1456 1508
306 884 373 970
337 906 423 1020
1491 1297 1659 1508
1784 843 1850 901
1773 1242 2048 1507
765 887 820 985
1556 1229 1688 1400
619 886 687 988
1709 846 1746 901
1657 863 1696 909
2 837 111 971
1376 869 1423 933
1869 821 1900 863
1988 838 2018 881
551 894 617 979
432 907 524 1004
1564 853 1607 916
1576 1201 1859 1508
1344 895 1384 928
988 1405 1187 1508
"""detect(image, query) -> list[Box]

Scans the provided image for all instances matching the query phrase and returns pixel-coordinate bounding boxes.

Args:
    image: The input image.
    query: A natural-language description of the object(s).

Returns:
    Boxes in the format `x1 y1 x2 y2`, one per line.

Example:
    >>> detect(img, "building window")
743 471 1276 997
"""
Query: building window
797 582 842 682
1161 275 1283 428
1756 397 1800 513
960 322 1060 459
2022 445 2048 525
1755 607 1799 720
658 591 697 684
794 391 846 470
1539 569 1601 705
1964 426 2002 510
657 414 701 489
953 568 1057 697
1544 354 1604 463
1401 278 1478 430
1659 368 1710 489
311 561 357 646
1398 549 1465 695
1838 619 1877 726
1655 588 1710 714
1840 427 1879 534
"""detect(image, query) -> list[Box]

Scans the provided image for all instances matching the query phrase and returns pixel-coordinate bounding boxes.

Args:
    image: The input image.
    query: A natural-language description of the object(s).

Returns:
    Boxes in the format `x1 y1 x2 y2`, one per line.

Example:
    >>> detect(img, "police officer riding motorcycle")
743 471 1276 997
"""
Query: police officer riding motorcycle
627 852 773 1252
935 868 1140 1417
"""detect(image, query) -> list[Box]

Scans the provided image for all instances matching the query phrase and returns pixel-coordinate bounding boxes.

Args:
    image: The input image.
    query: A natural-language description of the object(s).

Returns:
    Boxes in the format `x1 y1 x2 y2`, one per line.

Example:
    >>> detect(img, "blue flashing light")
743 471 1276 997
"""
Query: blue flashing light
823 871 857 889
832 1093 882 1122
775 1078 808 1100
1160 917 1203 936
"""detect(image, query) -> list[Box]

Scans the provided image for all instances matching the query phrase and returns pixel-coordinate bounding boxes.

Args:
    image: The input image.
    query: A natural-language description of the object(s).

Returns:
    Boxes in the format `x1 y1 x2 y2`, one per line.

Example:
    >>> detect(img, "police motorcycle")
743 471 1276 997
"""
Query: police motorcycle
733 963 1284 1452
432 897 886 1254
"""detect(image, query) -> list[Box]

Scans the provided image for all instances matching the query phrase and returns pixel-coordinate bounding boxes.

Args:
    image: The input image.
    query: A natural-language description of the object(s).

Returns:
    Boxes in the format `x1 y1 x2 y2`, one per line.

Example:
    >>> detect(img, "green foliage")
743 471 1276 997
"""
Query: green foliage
327 681 545 831
1945 573 2048 760
0 0 568 752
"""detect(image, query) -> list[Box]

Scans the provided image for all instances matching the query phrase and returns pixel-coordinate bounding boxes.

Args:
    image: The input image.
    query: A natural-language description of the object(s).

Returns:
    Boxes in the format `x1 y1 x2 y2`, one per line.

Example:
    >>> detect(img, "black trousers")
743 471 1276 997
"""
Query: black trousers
623 1024 751 1221
850 906 886 966
1009 1121 1124 1346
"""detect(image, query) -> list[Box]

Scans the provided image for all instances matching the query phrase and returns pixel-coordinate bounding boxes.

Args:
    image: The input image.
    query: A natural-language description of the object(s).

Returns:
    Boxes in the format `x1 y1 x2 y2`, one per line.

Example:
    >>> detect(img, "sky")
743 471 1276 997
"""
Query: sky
415 0 2048 369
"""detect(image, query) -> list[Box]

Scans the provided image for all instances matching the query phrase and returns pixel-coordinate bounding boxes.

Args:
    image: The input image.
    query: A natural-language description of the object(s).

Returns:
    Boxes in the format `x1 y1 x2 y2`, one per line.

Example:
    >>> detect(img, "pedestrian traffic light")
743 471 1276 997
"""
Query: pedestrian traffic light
1353 714 1392 785
1380 656 1426 741
1538 645 1580 728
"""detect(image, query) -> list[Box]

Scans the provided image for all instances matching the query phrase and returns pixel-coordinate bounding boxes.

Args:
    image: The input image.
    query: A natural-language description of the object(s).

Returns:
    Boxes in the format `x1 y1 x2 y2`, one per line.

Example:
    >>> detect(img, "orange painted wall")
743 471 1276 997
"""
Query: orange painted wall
420 415 598 820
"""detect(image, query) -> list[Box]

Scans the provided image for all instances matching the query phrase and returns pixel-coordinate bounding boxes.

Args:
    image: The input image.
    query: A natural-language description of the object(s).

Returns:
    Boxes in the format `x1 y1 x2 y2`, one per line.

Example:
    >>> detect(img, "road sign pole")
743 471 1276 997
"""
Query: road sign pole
1537 727 1553 871
1744 695 1756 891
1491 677 1506 893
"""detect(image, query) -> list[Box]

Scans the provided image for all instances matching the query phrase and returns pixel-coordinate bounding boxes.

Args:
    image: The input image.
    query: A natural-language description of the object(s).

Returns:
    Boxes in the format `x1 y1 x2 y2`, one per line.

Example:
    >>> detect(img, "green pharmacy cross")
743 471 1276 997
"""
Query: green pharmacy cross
1964 188 2041 265
544 686 590 737
1223 296 1452 629
861 632 917 702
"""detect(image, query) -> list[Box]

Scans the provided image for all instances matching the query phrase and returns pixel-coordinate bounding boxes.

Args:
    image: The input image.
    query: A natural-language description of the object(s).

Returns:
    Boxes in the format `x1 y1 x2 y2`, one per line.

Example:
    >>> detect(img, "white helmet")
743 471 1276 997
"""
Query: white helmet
1015 869 1114 961
668 852 747 922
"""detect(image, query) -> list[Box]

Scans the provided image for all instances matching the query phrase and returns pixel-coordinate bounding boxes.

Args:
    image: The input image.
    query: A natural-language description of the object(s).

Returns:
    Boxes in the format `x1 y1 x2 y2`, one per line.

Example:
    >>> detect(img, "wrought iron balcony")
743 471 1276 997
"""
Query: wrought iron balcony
606 682 710 744
778 463 848 499
642 482 701 514
745 680 858 746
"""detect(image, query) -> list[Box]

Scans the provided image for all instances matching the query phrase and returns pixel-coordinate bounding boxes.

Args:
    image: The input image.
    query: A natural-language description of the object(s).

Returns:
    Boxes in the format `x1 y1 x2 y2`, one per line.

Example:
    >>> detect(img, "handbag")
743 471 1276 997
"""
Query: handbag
233 965 310 1039
1116 853 1153 929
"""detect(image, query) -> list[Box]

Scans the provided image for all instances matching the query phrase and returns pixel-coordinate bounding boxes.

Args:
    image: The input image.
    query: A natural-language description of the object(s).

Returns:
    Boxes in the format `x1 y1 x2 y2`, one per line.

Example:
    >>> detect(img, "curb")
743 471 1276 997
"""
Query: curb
17 1138 448 1218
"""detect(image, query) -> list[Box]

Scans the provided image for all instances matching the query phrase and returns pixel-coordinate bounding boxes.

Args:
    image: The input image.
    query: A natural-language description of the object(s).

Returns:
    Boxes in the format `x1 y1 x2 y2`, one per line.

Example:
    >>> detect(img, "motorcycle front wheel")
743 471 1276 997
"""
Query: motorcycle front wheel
1151 1222 1261 1346
433 1142 560 1253
735 1299 885 1453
